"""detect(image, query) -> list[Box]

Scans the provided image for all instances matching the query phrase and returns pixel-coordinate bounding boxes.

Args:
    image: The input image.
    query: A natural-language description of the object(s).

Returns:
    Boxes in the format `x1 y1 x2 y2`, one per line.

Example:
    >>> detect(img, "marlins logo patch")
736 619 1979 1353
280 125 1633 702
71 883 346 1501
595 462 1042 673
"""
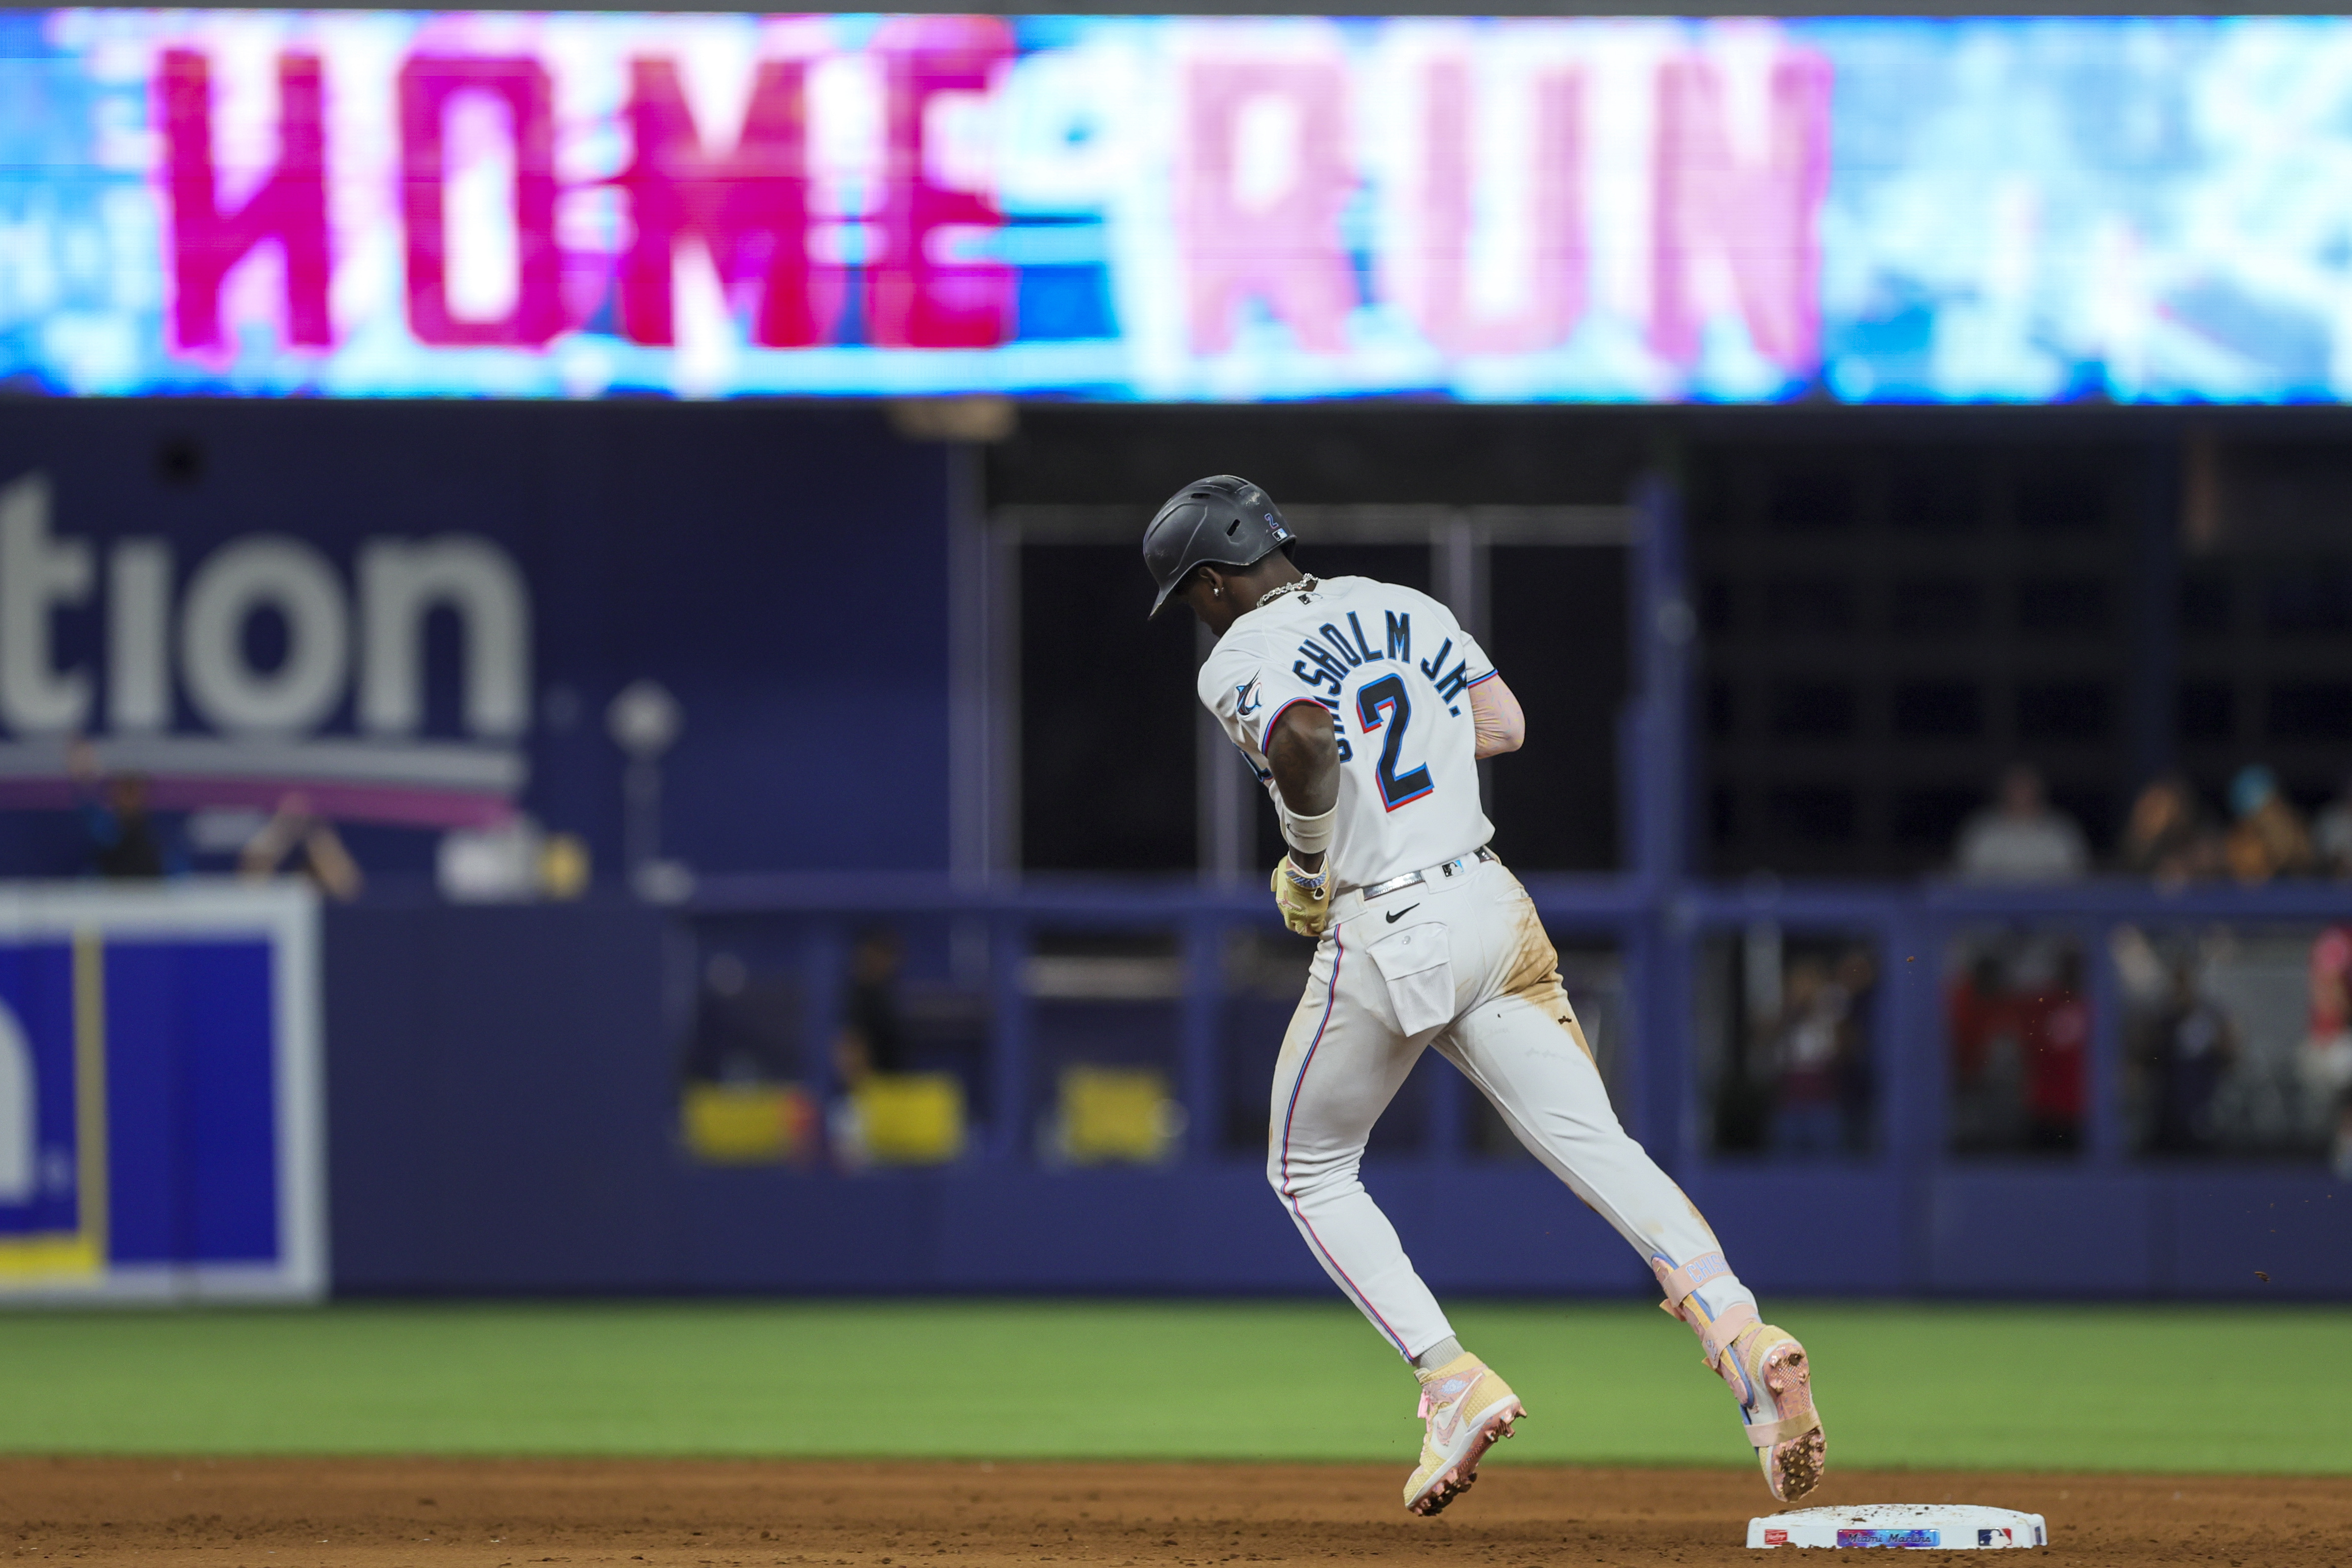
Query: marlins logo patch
1235 676 1264 718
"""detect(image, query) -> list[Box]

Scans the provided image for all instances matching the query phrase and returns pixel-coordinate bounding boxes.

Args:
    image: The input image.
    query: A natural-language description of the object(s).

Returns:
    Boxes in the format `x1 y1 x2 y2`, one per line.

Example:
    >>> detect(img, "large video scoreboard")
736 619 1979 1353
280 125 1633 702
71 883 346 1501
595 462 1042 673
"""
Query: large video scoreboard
2 13 2344 402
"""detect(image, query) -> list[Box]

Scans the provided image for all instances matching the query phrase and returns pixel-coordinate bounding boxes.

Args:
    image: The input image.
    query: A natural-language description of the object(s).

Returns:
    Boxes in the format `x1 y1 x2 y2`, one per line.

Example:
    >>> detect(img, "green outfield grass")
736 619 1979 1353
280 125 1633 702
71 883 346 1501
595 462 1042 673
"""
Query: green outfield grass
0 1300 2343 1473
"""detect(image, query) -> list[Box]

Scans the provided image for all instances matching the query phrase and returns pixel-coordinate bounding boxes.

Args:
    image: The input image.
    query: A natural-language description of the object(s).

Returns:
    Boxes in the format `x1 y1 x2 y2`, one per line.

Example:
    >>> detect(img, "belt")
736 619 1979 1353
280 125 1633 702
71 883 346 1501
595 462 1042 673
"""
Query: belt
1329 846 1495 923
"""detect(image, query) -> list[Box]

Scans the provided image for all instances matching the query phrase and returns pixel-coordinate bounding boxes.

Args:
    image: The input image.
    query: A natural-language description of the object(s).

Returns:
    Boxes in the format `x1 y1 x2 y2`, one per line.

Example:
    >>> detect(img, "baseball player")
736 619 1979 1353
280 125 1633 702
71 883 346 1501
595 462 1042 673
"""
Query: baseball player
1143 476 1825 1517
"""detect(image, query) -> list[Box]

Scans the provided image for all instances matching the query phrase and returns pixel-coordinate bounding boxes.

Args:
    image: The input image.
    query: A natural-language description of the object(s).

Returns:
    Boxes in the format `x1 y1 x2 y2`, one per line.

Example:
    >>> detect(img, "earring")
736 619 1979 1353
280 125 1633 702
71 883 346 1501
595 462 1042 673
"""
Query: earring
1212 586 1223 598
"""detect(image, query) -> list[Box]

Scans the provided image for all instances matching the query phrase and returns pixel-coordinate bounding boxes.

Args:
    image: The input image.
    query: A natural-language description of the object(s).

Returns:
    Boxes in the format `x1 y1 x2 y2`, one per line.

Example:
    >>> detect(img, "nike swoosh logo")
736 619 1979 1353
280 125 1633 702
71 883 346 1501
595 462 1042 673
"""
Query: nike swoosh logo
1386 904 1420 924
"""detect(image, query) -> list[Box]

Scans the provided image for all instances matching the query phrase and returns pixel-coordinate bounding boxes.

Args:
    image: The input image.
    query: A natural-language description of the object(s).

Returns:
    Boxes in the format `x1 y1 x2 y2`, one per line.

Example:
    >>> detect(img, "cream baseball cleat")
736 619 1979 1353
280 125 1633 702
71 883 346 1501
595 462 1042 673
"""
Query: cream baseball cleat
1401 1352 1524 1517
1712 1320 1826 1503
1650 1257 1825 1503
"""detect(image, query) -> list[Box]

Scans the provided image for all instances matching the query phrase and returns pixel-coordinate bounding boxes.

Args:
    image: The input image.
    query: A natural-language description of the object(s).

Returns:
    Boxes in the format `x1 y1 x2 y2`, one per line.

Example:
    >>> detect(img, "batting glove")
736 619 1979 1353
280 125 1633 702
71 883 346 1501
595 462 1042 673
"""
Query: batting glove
1271 856 1332 938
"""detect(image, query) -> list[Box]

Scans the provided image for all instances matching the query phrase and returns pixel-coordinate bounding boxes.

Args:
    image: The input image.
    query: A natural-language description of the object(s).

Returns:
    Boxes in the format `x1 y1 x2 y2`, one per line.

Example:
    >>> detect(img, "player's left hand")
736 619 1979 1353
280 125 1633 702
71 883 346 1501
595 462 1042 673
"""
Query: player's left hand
1271 856 1331 938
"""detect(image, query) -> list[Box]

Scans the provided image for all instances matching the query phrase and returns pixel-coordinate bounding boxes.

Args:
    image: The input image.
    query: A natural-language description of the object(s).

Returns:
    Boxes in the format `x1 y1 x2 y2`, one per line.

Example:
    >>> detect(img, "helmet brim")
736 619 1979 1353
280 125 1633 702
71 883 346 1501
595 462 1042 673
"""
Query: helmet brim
1145 538 1292 620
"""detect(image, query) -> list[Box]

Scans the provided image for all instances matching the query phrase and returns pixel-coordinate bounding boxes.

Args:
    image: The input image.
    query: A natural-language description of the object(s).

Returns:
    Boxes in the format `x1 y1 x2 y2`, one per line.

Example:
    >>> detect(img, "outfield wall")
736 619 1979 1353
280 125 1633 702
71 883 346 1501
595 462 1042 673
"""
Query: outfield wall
320 893 2352 1301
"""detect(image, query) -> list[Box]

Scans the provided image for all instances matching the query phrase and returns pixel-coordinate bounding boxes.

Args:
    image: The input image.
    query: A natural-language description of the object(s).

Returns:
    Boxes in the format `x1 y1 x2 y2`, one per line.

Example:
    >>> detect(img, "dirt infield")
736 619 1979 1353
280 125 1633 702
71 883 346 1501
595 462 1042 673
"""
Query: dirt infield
0 1458 2344 1566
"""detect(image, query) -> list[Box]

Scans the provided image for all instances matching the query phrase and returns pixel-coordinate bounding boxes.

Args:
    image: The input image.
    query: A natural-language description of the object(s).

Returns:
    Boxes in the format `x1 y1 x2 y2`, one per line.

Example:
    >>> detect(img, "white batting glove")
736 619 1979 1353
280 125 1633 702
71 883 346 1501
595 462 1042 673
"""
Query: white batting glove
1271 856 1331 938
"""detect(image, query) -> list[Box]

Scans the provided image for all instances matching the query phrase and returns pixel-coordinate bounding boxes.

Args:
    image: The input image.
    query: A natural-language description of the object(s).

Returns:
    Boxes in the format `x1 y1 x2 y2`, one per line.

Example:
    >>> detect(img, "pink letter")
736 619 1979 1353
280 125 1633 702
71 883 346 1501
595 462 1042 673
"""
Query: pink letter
1406 61 1584 357
614 58 841 349
1651 50 1832 373
1181 59 1356 356
398 56 564 348
868 16 1017 351
157 49 333 352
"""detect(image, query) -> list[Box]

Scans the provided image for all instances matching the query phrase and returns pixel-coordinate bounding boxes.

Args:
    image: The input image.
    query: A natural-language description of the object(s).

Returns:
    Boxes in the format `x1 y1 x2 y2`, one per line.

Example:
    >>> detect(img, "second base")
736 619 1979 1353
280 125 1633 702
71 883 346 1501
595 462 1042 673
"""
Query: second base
1748 1503 2048 1549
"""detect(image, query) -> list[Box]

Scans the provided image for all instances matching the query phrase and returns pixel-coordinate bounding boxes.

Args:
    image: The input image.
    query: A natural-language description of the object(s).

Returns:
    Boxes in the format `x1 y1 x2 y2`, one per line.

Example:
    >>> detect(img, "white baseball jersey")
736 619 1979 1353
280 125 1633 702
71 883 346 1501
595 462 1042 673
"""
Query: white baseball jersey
1200 579 1769 1407
1198 576 1495 890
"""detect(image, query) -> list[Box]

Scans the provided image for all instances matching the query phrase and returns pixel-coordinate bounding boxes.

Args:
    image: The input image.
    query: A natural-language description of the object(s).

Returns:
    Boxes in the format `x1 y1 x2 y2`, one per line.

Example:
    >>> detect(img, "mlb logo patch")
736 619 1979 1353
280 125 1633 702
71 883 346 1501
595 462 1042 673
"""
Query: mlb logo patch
1979 1528 2014 1546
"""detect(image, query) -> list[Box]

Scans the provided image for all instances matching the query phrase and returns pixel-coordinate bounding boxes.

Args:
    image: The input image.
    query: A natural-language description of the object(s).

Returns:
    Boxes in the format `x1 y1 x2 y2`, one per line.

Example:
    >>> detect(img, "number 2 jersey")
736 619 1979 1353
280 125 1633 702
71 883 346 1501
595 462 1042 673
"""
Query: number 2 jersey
1197 575 1497 892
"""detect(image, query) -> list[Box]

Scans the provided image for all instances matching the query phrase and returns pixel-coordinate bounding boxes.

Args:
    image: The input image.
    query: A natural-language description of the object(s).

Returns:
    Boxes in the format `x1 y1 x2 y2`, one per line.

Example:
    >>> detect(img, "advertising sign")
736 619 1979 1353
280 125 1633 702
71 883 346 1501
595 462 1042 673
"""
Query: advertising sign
2 12 2348 402
0 470 526 829
0 881 324 1301
0 403 952 876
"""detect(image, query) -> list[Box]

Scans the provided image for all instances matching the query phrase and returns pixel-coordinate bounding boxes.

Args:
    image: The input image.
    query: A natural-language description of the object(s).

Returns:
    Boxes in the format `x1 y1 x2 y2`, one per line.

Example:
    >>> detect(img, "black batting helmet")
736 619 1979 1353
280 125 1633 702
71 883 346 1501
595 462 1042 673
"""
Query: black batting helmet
1141 474 1294 618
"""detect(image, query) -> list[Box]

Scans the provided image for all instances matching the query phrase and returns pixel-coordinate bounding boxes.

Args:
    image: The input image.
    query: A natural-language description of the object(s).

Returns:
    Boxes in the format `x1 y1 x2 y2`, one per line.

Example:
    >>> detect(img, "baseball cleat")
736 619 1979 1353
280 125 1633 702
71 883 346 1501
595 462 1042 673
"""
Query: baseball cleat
1402 1352 1524 1517
1715 1322 1825 1503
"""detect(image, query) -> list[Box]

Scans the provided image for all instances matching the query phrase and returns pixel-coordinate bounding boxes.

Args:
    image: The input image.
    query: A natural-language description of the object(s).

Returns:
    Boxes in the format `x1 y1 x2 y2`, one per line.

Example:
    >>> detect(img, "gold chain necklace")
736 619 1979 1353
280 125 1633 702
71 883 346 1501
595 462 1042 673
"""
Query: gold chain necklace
1250 575 1319 612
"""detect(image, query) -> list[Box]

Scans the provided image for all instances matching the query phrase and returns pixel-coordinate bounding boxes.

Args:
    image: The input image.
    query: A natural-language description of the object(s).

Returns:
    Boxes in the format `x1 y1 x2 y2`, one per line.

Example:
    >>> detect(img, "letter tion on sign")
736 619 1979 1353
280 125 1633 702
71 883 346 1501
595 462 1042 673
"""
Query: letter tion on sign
0 471 532 828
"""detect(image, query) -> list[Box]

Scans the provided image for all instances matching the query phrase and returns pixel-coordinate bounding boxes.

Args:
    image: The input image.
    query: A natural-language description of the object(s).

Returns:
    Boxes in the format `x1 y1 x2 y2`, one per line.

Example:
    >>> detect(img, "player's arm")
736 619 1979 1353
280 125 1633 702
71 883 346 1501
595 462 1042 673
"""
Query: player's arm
1469 674 1525 760
1266 701 1339 935
1268 701 1339 869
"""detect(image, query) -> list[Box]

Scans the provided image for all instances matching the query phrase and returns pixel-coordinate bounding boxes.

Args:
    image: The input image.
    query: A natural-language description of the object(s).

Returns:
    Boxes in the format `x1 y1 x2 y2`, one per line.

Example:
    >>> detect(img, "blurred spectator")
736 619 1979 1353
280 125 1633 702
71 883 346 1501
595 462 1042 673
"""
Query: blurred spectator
1948 945 2028 1151
1954 764 2089 883
1717 934 1877 1158
67 739 177 879
833 926 908 1088
1947 951 2007 1093
2311 773 2352 880
685 951 801 1083
2018 949 2089 1152
1831 947 1878 1148
238 793 364 901
2222 765 2314 885
2302 927 2352 1179
1765 956 1847 1155
2116 773 2219 887
2145 959 2237 1155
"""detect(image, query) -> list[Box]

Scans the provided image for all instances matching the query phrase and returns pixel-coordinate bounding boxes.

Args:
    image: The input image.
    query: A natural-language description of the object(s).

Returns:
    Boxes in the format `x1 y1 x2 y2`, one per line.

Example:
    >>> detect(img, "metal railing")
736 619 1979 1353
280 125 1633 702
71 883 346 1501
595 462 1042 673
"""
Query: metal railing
682 868 2352 1177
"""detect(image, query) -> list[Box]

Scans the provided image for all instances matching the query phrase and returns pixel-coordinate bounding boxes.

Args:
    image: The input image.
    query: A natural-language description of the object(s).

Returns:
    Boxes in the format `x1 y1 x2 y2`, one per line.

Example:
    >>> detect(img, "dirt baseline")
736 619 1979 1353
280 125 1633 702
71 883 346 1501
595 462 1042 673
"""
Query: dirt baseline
0 1459 2343 1567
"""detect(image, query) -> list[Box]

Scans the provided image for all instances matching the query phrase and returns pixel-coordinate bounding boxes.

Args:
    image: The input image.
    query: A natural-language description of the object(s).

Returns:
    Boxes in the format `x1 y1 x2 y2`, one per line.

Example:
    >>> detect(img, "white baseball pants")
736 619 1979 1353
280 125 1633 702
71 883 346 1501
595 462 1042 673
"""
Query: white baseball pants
1266 854 1756 1360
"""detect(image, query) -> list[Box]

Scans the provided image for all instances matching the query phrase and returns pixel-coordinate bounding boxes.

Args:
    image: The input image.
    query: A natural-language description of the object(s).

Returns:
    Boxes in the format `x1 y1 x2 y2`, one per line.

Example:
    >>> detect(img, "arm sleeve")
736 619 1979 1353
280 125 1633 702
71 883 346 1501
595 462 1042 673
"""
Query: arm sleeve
1468 673 1525 759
